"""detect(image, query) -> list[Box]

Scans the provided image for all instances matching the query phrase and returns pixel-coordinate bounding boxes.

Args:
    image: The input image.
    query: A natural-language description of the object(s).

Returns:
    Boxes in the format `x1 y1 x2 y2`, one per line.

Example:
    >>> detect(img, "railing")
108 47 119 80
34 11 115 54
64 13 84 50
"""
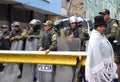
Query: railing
0 50 87 82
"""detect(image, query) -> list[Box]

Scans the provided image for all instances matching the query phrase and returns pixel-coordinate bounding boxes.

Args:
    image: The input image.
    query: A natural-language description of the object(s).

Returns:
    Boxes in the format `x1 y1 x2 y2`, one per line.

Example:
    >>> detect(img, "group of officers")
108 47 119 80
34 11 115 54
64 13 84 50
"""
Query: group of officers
0 8 119 82
0 15 89 82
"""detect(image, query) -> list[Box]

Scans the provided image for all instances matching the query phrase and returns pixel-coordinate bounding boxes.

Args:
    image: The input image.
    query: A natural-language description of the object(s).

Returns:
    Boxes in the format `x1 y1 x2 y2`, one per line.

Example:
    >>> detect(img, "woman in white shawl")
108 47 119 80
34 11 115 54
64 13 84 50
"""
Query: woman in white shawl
85 15 118 82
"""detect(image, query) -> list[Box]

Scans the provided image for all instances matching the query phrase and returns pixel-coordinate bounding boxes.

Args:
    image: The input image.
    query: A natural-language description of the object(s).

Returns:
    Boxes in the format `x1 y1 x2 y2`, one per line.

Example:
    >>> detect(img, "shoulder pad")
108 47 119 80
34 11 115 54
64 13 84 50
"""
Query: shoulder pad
112 23 118 27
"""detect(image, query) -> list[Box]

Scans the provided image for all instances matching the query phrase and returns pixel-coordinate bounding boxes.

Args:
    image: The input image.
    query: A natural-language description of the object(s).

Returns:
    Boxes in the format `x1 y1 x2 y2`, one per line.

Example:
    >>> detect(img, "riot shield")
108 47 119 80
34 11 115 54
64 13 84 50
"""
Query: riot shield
57 37 81 51
0 37 81 82
21 38 39 82
36 37 81 82
1 40 24 82
48 37 81 82
25 38 38 50
10 40 24 50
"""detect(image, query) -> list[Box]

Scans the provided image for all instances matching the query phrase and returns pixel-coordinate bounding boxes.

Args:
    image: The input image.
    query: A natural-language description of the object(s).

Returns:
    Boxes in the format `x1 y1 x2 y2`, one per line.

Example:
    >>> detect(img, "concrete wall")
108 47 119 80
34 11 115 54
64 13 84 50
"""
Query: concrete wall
67 0 85 17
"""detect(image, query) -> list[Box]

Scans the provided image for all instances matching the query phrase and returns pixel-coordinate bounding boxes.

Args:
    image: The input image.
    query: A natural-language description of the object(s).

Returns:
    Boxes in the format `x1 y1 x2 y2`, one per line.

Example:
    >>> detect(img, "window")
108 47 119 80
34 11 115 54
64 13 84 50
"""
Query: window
43 0 50 2
88 0 92 2
95 0 98 6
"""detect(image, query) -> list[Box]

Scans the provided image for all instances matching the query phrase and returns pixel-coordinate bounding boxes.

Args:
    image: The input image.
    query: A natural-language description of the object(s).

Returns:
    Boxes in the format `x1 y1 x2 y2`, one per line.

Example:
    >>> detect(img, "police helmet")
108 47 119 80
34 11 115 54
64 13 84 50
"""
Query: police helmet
13 22 21 26
1 25 8 28
77 17 83 22
54 20 62 26
29 19 41 25
69 16 77 23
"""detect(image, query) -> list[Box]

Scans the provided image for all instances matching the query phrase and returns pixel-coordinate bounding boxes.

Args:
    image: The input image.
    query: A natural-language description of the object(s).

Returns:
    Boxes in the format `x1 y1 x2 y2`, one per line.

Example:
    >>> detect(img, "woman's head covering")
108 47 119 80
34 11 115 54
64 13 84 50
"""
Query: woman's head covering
94 15 106 29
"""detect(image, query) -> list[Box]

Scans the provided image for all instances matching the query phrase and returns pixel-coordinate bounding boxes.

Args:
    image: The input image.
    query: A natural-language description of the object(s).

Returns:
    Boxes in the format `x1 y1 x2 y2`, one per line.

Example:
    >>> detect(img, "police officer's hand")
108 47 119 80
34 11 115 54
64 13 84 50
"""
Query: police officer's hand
4 36 9 40
10 37 15 41
38 47 44 51
27 36 33 41
67 33 74 40
45 49 50 55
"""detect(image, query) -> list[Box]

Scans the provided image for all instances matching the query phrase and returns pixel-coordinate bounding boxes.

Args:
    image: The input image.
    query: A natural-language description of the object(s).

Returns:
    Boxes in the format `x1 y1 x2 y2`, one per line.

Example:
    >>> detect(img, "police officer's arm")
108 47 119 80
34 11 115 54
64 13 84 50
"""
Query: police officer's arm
29 35 40 39
9 31 13 38
79 28 89 41
38 31 43 50
59 29 66 37
49 32 58 51
9 31 14 41
25 31 40 38
14 29 27 40
24 31 30 38
106 21 118 40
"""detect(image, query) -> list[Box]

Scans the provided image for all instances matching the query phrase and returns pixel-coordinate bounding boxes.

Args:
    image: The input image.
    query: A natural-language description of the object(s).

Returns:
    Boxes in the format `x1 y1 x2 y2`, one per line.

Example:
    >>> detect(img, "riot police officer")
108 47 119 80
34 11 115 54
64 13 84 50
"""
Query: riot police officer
26 19 42 40
9 22 27 41
26 19 42 82
77 17 83 28
38 20 57 82
38 20 58 54
0 25 11 72
9 21 27 78
99 9 118 45
0 25 11 50
53 19 66 37
77 17 89 82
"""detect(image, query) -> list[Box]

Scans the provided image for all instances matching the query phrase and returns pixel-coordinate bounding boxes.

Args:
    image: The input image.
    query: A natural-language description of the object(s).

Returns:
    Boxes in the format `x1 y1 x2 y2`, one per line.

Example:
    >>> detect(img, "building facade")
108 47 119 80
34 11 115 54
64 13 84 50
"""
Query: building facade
64 0 120 21
62 0 85 17
84 0 120 21
0 0 62 29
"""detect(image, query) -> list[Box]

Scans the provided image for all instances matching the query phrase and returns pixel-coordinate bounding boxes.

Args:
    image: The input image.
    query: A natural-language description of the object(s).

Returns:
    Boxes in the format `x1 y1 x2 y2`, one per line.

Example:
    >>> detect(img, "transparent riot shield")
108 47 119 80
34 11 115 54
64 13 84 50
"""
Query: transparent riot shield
37 37 81 82
10 40 24 50
36 37 81 82
21 38 39 82
0 37 81 82
1 40 24 82
57 37 81 51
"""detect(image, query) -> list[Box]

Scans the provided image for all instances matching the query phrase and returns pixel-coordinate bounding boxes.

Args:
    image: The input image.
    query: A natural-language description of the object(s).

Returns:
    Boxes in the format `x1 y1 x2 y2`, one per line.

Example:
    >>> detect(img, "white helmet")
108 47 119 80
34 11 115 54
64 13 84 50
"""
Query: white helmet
69 16 77 23
77 17 83 22
54 20 62 26
29 19 41 25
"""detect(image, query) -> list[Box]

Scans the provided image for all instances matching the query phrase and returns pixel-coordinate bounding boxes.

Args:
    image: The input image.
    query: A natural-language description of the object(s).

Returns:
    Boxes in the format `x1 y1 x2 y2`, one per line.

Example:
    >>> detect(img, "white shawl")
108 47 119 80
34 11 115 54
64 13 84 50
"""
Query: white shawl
85 29 118 82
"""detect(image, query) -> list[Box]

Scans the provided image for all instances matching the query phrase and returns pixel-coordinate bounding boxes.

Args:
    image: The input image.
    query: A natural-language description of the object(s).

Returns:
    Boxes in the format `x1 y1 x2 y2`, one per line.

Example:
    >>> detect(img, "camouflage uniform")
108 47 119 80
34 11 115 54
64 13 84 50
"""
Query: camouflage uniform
62 26 89 51
105 18 118 44
79 27 89 51
9 29 27 41
0 25 11 50
26 19 42 40
38 20 57 82
38 20 58 51
9 22 27 78
25 28 42 40
105 18 119 63
38 29 57 51
9 22 27 41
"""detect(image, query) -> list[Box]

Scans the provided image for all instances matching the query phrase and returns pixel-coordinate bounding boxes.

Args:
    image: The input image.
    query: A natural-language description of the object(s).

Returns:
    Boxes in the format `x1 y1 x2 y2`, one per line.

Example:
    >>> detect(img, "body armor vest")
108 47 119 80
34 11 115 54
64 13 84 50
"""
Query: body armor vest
42 30 53 50
66 27 79 38
1 31 11 50
12 29 23 36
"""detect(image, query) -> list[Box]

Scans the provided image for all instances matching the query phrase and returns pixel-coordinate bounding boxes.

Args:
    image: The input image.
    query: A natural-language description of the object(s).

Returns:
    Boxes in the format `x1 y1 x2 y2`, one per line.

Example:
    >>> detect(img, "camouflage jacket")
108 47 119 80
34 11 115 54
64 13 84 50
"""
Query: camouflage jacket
105 18 119 43
25 29 42 39
38 29 58 51
9 28 27 41
61 27 89 41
